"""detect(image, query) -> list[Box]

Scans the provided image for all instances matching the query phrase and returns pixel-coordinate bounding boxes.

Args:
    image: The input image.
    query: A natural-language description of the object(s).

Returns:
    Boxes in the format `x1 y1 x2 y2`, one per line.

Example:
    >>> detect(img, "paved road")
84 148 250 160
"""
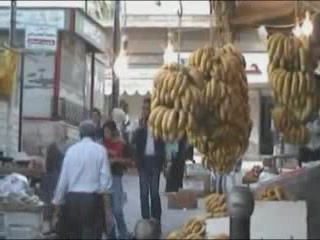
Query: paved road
122 174 204 237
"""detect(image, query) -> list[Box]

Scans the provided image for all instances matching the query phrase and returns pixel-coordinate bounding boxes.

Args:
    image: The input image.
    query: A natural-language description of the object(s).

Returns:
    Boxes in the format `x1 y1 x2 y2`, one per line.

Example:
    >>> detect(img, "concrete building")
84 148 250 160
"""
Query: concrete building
0 6 107 156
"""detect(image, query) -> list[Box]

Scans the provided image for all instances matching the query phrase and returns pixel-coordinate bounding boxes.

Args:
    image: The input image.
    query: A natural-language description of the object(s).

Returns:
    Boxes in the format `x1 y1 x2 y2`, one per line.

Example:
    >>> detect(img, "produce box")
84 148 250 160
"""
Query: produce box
183 175 211 197
206 201 306 239
0 209 43 239
167 190 198 210
185 163 210 177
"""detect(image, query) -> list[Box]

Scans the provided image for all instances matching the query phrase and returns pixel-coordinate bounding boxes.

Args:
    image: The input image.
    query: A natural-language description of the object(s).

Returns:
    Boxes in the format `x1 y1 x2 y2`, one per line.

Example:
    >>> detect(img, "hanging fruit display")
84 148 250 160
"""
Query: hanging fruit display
150 0 251 175
149 44 252 174
187 44 252 174
0 49 19 97
267 33 319 144
148 64 203 142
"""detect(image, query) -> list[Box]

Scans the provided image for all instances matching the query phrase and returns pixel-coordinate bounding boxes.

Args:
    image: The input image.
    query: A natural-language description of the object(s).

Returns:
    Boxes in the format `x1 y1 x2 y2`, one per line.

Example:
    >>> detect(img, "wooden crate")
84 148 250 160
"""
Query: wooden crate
167 190 198 210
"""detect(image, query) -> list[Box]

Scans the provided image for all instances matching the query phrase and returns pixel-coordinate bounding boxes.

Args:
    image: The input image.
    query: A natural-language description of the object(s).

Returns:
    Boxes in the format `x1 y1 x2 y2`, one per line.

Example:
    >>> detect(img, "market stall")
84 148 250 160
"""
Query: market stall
145 0 320 239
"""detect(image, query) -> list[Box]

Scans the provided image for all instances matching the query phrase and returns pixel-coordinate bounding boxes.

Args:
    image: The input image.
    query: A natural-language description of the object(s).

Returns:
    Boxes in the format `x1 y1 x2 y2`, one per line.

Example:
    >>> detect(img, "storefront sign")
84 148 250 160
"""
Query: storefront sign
75 10 106 51
25 26 57 51
0 8 65 30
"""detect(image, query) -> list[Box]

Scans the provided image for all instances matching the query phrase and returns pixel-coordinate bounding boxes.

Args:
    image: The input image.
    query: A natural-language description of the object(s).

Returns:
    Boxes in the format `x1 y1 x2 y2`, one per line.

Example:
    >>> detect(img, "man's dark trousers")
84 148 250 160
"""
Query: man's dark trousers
138 156 162 221
64 192 100 239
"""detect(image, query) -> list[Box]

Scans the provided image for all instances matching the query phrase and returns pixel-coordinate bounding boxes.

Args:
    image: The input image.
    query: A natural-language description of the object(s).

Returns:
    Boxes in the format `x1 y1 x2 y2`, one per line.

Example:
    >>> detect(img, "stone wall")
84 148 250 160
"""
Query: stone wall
22 120 79 157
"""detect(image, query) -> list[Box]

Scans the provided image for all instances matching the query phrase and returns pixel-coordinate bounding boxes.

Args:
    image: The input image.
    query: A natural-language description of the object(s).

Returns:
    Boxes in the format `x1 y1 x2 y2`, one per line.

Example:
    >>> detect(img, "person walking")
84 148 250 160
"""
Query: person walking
42 126 69 236
103 119 130 239
52 120 112 239
132 97 165 231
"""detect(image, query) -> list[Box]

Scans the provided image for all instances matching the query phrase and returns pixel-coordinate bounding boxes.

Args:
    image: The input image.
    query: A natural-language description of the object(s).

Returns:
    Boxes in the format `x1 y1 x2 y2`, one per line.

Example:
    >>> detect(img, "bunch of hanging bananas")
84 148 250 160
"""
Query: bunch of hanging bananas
257 185 289 201
167 217 206 240
149 63 204 142
187 43 252 174
268 33 319 145
204 193 228 218
0 49 19 97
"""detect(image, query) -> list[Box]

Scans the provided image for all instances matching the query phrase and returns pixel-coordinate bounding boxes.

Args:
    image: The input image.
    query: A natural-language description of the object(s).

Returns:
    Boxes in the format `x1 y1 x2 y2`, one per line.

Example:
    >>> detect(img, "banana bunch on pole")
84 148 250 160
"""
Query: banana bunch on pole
0 49 19 97
187 44 252 174
267 33 320 145
148 63 204 142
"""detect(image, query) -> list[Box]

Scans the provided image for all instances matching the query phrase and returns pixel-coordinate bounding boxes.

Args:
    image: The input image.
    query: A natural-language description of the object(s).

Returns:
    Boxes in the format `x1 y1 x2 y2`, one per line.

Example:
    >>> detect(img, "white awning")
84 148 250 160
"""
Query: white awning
104 52 269 96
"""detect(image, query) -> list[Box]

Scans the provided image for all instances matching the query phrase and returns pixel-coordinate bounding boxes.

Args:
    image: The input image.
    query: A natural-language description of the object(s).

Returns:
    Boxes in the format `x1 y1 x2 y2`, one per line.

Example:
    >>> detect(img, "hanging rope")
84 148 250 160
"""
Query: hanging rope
177 0 183 68
209 0 214 46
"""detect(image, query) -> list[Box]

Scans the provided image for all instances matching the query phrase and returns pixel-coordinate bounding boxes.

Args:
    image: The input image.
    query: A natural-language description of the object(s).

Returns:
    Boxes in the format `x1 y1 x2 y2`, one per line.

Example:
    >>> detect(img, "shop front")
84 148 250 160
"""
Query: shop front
0 7 107 156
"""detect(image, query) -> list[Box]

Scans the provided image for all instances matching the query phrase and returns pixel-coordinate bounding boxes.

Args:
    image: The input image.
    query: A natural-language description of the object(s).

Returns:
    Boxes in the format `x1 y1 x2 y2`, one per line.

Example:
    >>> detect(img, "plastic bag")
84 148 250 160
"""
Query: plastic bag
0 173 30 198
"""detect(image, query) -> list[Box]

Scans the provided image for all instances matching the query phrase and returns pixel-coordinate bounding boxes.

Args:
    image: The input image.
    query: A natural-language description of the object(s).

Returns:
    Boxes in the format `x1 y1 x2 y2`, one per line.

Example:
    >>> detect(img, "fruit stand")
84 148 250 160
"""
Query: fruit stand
156 0 320 239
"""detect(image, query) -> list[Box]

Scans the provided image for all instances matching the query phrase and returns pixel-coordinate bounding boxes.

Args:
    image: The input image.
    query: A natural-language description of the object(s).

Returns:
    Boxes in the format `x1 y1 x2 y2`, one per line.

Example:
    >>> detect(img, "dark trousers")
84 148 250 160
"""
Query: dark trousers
138 157 162 221
165 157 185 192
64 192 100 239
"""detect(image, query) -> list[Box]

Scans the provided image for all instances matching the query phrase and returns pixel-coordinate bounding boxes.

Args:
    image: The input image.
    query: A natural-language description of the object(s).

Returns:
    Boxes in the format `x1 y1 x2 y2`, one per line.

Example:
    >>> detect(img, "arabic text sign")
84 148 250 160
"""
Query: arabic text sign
25 26 57 51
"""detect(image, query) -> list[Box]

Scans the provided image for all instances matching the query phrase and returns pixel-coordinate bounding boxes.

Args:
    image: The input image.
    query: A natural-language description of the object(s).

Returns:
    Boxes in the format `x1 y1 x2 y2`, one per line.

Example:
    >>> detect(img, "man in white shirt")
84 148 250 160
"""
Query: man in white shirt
131 97 165 232
52 120 112 239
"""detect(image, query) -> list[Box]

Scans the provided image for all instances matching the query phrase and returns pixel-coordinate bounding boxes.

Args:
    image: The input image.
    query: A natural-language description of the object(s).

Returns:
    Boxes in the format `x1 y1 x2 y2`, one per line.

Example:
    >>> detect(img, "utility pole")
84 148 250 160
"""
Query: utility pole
9 0 17 47
110 0 121 113
6 0 17 156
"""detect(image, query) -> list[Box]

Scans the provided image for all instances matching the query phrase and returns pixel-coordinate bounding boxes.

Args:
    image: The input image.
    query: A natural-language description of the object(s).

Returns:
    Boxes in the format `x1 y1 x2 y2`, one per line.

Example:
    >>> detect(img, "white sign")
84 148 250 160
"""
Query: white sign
0 9 65 29
25 26 57 51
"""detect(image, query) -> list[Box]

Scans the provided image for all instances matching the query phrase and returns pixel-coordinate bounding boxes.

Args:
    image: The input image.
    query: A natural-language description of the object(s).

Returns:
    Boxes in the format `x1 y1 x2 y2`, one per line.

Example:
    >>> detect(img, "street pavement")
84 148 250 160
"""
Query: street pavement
122 174 205 237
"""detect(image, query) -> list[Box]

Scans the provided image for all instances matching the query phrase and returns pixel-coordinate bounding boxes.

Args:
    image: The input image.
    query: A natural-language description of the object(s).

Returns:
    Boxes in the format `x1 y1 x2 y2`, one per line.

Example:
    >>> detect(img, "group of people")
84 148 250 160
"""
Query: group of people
43 97 193 239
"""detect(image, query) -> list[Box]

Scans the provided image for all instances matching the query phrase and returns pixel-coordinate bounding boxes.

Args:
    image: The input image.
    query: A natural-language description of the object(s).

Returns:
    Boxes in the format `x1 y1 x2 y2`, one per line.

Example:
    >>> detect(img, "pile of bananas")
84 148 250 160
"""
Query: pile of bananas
187 43 252 173
0 49 19 97
149 63 203 142
167 217 206 240
268 33 320 144
204 193 227 218
257 185 288 201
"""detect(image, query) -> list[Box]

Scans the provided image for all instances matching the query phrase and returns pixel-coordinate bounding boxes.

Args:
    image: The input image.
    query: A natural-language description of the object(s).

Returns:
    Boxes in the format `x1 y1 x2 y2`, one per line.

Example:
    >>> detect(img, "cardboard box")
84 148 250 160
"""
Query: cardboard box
167 190 198 210
183 175 211 197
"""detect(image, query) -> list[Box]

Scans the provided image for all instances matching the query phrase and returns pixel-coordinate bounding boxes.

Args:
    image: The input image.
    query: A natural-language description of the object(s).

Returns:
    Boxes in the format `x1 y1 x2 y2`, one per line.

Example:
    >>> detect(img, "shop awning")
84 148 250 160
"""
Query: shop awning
104 52 269 96
231 1 320 28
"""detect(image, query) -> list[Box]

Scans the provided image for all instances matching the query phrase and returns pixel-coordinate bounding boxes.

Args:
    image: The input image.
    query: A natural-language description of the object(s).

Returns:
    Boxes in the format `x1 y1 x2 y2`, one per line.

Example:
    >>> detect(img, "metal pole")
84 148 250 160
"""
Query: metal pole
6 0 17 156
110 0 121 113
228 186 255 240
18 54 24 151
85 0 88 13
9 0 16 47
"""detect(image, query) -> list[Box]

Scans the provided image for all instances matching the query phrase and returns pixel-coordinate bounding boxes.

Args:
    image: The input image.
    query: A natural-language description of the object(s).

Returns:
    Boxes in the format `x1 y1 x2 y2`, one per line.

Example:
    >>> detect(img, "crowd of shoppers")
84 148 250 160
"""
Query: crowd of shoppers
42 97 191 239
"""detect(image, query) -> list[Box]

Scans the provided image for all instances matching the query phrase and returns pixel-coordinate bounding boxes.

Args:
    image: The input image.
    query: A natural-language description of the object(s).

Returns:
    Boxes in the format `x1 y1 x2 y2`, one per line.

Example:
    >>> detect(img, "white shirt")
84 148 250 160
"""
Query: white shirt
145 128 155 156
52 137 112 205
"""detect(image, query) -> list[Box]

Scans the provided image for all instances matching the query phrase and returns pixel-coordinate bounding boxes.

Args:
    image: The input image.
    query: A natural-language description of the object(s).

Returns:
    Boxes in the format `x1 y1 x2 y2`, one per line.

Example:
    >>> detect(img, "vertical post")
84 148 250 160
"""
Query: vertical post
84 0 88 13
90 52 95 111
110 0 121 114
228 186 254 240
9 0 16 47
6 0 17 156
18 54 24 151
